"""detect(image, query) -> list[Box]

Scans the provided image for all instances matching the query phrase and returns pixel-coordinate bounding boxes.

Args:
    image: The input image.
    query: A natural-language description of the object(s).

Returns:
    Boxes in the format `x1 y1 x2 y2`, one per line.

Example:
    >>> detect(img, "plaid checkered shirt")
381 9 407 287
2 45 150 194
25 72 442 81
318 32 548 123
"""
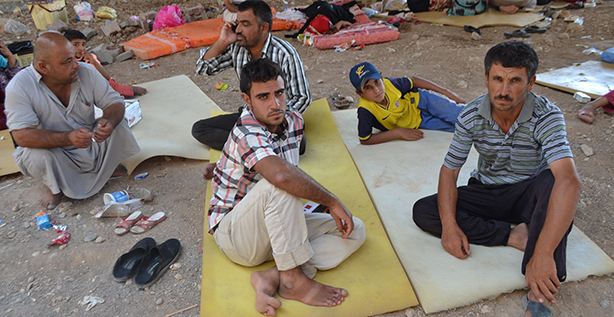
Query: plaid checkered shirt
207 107 305 233
195 34 311 114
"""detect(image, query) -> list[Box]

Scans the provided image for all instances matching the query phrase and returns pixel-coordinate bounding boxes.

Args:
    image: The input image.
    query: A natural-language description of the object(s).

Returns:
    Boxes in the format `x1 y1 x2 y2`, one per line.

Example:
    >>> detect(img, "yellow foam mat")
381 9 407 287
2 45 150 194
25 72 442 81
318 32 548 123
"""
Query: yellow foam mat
200 99 417 316
413 8 543 28
331 109 614 313
121 75 221 174
536 61 614 99
0 129 19 176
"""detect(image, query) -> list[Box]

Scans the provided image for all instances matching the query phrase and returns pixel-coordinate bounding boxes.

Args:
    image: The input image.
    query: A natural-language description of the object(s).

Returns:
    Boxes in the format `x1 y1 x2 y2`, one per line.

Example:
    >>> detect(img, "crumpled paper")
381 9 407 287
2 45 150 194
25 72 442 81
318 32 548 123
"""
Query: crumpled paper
80 296 105 311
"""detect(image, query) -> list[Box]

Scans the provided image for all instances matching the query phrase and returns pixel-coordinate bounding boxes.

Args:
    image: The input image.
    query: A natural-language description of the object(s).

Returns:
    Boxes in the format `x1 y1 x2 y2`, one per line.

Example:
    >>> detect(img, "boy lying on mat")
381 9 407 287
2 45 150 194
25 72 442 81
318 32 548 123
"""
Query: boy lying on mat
349 62 466 145
64 30 147 98
205 58 365 316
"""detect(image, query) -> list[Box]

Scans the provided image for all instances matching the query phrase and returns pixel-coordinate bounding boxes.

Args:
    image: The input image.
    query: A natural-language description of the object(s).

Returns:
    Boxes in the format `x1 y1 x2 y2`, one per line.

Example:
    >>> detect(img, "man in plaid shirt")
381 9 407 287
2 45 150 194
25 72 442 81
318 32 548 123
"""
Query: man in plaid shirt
206 59 365 316
193 0 310 152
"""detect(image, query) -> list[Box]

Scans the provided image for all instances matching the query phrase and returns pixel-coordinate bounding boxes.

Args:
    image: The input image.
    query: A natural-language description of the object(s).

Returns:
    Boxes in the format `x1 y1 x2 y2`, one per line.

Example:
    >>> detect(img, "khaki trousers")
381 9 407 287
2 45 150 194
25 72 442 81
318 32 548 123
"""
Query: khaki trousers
213 178 366 278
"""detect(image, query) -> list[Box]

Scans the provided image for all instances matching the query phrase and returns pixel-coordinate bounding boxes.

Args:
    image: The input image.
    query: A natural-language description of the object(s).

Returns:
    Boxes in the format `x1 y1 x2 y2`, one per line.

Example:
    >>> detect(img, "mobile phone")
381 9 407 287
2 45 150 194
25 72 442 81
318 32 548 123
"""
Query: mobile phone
231 23 237 32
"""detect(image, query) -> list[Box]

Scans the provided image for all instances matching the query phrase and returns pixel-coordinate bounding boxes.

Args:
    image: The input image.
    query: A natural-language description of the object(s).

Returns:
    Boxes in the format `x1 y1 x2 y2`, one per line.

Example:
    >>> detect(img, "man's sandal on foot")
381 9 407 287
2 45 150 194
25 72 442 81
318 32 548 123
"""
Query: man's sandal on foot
130 212 166 234
578 109 595 123
522 294 552 317
114 211 143 235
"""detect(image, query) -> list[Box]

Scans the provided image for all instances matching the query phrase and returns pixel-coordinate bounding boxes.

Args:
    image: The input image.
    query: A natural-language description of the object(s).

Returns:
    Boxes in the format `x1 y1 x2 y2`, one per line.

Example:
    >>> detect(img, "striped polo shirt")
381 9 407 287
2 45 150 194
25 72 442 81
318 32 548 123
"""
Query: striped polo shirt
444 92 572 185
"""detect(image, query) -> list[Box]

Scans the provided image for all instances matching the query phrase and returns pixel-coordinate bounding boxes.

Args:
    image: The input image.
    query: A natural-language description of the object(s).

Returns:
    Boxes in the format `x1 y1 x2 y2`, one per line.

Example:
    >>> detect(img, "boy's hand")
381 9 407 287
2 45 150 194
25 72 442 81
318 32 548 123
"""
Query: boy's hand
82 51 96 64
395 128 424 141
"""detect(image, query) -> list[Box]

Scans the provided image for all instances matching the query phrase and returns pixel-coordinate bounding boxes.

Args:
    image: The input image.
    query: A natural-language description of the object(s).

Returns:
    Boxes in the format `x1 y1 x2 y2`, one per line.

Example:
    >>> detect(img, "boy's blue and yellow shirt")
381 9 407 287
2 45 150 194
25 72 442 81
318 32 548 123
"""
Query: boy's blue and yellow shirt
357 77 422 141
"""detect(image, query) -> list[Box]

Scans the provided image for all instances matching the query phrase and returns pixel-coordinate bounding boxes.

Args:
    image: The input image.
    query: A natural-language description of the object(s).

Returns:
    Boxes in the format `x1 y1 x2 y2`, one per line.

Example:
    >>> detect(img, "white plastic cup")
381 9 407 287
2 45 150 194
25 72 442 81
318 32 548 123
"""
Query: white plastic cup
103 190 130 205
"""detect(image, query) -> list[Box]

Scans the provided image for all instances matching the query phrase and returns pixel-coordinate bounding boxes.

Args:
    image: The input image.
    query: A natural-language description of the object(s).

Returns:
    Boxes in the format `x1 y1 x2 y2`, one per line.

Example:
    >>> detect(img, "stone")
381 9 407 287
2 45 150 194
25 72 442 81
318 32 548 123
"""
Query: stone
317 79 324 84
558 33 570 39
100 21 122 37
480 305 492 313
404 308 415 317
46 19 68 32
187 5 204 16
95 50 114 65
115 50 135 62
83 234 98 242
95 237 106 244
12 204 20 212
105 46 123 58
138 14 151 32
6 232 16 239
27 276 35 283
58 212 66 218
32 251 41 257
76 214 82 221
471 32 481 40
156 298 164 305
183 14 193 23
125 279 132 286
387 47 397 53
174 274 182 280
124 20 140 27
457 80 468 89
580 144 594 156
411 34 419 41
170 263 181 271
600 299 610 308
125 26 137 33
42 249 50 254
59 244 67 250
23 221 30 229
26 282 34 291
566 22 583 34
82 27 98 40
143 11 158 21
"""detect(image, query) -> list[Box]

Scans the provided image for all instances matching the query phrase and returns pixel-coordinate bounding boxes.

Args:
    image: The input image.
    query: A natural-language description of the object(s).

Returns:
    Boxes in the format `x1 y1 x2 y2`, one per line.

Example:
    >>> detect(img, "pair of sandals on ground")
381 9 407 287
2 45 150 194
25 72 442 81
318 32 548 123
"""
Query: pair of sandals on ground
112 237 181 288
114 211 166 235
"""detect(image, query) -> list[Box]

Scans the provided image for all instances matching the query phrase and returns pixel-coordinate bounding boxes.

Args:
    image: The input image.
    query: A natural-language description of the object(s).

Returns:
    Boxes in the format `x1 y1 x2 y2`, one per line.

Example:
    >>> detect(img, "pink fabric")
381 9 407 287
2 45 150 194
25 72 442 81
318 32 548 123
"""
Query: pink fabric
109 78 134 97
605 90 614 105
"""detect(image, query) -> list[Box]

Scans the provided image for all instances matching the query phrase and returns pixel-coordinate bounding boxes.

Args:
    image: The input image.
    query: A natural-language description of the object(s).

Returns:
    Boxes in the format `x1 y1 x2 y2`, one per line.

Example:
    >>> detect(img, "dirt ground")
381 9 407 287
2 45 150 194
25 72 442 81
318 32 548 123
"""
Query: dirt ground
0 0 613 316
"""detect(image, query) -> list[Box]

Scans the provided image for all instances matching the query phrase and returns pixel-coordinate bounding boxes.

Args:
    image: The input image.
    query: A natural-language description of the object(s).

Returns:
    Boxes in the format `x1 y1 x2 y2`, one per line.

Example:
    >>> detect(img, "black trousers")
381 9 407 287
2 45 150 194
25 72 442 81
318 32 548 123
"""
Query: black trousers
191 112 307 154
413 169 570 281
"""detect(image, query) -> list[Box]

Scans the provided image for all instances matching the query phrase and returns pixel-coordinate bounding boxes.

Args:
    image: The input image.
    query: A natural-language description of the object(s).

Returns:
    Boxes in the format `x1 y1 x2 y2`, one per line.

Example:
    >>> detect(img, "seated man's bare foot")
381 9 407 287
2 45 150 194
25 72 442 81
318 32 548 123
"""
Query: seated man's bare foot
278 266 348 307
40 188 63 210
251 267 282 316
500 4 519 14
202 163 216 180
112 164 128 177
508 223 529 251
131 86 148 96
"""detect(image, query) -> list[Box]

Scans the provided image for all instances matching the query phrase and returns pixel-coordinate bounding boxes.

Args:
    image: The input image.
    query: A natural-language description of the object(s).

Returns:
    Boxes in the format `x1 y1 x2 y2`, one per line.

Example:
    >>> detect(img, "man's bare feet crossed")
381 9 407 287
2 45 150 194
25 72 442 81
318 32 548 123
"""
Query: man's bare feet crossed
251 266 349 316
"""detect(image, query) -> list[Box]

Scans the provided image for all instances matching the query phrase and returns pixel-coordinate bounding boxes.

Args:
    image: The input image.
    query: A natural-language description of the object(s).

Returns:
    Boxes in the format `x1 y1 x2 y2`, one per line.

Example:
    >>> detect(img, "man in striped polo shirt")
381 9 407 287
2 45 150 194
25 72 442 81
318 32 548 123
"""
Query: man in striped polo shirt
413 41 581 316
207 59 365 316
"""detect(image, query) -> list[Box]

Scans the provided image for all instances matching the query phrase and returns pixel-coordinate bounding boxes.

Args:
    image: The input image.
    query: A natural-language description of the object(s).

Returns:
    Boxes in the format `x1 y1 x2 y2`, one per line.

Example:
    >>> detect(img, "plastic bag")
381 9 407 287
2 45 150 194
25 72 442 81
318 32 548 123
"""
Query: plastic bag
4 19 28 35
74 2 95 21
96 6 118 19
383 0 408 11
152 5 185 30
602 47 614 64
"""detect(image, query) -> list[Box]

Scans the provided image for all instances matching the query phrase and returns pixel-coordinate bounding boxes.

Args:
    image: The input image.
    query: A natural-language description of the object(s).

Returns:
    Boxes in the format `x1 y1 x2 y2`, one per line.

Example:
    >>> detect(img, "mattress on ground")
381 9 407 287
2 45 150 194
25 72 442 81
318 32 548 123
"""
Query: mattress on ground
0 129 19 176
200 99 417 316
414 8 543 28
313 22 400 50
536 61 614 99
331 109 614 313
121 75 220 174
123 17 299 60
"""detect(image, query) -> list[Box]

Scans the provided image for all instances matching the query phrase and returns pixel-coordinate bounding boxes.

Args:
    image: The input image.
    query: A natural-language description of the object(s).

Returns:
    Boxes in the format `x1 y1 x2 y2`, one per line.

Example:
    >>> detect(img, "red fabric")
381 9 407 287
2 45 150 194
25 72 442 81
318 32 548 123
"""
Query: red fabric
309 15 331 33
109 78 134 97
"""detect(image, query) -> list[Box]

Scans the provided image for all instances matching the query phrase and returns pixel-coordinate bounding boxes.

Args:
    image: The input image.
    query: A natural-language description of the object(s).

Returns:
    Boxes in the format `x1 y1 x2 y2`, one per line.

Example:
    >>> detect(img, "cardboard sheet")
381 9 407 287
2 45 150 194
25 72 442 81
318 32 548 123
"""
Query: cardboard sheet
122 75 220 174
0 129 19 176
331 109 614 313
413 8 543 28
200 99 417 316
536 61 614 99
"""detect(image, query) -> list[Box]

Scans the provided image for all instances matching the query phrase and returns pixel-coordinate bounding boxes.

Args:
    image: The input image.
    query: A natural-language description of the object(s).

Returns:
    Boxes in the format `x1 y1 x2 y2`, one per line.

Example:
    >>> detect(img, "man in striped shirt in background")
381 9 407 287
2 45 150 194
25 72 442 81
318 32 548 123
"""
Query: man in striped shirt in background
413 41 581 317
193 0 310 152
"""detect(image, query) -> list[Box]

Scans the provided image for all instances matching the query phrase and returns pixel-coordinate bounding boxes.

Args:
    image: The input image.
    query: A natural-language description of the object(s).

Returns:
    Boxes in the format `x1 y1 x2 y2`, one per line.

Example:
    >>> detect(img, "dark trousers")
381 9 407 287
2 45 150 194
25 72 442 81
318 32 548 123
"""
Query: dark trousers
413 169 570 281
191 112 307 154
192 113 241 151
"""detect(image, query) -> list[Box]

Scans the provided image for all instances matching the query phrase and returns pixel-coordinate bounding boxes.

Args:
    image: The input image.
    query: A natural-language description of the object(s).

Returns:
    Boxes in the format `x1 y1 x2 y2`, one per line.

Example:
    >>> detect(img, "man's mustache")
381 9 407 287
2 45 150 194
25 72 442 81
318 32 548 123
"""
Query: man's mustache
495 94 513 101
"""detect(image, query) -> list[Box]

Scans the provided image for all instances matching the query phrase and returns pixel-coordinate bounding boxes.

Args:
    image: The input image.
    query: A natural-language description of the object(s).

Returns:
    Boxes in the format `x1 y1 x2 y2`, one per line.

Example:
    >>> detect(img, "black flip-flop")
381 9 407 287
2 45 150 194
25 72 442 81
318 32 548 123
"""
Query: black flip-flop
463 25 481 35
504 30 530 38
112 237 156 282
134 238 181 289
524 26 547 34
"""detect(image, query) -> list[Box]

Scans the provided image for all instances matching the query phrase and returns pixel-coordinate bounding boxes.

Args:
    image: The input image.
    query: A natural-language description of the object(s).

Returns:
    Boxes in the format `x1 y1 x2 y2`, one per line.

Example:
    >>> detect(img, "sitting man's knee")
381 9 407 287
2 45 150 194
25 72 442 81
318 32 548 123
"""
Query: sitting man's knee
412 196 437 229
351 217 367 244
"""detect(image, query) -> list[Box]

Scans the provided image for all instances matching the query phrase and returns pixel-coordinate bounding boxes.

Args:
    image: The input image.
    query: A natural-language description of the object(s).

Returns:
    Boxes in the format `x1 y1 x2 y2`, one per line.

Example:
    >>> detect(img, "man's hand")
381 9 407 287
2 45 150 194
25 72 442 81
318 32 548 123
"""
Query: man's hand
332 21 352 31
93 119 114 142
69 128 94 148
441 222 471 259
395 128 424 141
448 93 466 105
525 252 560 304
219 21 239 44
328 200 354 239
